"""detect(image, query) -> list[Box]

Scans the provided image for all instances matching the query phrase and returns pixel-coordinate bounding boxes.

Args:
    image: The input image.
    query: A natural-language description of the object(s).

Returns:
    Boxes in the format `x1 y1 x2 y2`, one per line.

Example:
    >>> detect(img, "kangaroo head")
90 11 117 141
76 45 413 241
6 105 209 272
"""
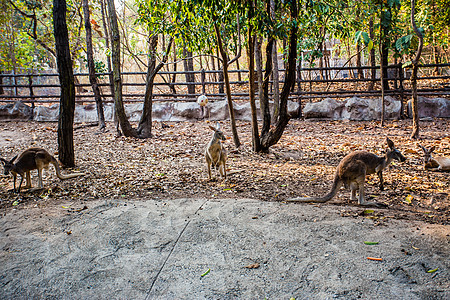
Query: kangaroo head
1 155 17 175
418 144 435 164
386 138 406 162
209 124 226 141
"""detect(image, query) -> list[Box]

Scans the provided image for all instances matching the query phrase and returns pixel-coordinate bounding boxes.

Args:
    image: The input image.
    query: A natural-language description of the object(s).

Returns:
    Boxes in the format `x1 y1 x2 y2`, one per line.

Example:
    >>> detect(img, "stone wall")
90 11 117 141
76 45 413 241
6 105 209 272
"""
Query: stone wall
1 96 449 122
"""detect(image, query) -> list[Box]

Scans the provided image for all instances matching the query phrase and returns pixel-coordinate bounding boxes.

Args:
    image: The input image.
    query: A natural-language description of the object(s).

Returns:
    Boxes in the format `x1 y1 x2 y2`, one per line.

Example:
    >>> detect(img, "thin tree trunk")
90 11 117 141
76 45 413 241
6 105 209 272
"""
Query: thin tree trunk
137 36 173 138
0 72 3 94
247 2 260 152
183 48 195 95
170 43 177 95
381 6 391 91
217 46 225 94
410 0 423 139
214 22 240 148
53 0 75 167
368 17 376 91
106 0 137 137
82 0 106 130
272 40 280 122
260 0 297 151
255 36 263 104
380 36 385 127
260 38 274 137
101 0 119 133
271 0 280 122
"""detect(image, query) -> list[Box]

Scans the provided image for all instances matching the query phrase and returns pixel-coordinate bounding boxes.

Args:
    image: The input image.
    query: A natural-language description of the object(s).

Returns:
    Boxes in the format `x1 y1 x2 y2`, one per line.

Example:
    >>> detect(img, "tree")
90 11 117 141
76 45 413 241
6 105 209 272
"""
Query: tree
53 0 76 167
106 0 137 137
137 35 173 138
247 0 298 152
410 0 424 139
82 0 106 130
247 0 260 152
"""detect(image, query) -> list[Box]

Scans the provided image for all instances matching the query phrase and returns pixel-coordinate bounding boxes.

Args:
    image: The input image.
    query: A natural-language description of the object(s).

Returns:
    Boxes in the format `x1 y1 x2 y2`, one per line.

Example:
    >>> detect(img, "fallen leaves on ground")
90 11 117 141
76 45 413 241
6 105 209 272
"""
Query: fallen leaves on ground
0 119 448 225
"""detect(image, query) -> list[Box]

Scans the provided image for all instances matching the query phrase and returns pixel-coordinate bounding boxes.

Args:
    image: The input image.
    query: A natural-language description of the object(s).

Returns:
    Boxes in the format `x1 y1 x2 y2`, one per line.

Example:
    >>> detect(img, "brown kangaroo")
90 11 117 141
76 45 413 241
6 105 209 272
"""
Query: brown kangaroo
205 123 227 180
287 138 406 207
418 145 450 171
1 147 85 192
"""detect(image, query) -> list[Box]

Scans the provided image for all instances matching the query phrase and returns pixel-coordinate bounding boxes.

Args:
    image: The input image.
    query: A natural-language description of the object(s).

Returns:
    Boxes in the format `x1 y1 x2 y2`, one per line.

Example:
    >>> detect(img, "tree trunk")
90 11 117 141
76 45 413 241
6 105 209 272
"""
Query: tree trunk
247 3 260 152
272 40 280 122
106 0 137 137
255 36 263 105
137 36 173 138
368 17 376 91
260 38 274 137
0 72 3 94
380 40 385 127
410 0 423 139
214 22 240 148
82 0 106 130
217 46 224 94
53 0 75 167
100 0 118 134
260 0 297 151
183 48 195 95
170 43 177 95
380 6 390 91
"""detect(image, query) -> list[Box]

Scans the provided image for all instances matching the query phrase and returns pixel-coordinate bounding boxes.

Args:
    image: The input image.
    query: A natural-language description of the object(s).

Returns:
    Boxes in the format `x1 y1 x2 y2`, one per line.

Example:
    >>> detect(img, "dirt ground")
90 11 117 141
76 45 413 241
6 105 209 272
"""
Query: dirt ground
0 119 449 299
0 119 448 224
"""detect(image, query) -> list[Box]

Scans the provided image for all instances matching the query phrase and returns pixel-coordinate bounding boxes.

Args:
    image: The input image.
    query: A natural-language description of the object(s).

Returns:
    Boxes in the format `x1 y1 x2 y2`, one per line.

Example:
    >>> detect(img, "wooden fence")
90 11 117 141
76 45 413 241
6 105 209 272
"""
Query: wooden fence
0 64 449 105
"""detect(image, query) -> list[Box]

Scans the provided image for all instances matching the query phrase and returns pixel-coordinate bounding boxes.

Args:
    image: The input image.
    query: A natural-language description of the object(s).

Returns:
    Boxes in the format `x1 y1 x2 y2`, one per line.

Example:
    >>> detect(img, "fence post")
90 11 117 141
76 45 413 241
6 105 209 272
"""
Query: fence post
201 69 206 95
28 75 35 110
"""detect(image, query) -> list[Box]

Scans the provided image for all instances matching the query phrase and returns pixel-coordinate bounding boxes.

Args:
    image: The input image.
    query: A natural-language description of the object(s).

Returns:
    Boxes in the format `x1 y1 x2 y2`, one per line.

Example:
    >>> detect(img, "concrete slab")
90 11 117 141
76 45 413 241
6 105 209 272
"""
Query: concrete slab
0 198 449 299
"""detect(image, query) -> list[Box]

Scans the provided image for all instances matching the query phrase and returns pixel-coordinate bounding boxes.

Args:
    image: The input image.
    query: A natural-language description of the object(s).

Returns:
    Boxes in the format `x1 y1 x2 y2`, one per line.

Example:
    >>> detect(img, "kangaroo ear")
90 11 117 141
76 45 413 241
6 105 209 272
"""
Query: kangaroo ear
9 155 18 164
418 144 427 153
216 122 221 130
0 157 7 165
429 146 436 153
386 138 395 149
208 125 216 131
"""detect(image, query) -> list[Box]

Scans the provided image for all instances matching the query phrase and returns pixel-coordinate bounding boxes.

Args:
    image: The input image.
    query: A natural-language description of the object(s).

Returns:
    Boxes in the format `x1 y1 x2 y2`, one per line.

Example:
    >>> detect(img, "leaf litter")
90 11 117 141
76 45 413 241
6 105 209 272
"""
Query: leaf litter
0 119 448 225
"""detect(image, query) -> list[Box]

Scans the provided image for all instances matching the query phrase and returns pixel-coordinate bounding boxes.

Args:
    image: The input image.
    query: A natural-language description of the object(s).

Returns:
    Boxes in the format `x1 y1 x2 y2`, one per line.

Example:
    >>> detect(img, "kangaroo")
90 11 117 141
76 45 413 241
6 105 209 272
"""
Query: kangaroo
205 123 227 180
287 138 406 207
418 145 450 171
1 147 85 192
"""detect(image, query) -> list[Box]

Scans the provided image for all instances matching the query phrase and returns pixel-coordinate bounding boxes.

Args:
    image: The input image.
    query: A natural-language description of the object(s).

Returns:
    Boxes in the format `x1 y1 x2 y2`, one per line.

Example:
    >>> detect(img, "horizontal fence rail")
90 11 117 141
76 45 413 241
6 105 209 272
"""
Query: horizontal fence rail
0 64 449 105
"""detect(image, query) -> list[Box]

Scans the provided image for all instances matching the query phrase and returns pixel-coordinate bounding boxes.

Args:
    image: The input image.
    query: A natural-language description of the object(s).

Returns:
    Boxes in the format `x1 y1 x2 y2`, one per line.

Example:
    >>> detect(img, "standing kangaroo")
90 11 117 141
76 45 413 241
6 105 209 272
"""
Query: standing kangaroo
1 147 85 192
205 123 227 180
287 138 406 207
418 145 450 171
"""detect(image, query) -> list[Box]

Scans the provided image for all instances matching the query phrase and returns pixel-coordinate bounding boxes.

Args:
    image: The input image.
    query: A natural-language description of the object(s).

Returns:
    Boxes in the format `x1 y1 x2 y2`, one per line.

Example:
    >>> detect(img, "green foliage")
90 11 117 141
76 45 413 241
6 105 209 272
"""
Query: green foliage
354 31 374 52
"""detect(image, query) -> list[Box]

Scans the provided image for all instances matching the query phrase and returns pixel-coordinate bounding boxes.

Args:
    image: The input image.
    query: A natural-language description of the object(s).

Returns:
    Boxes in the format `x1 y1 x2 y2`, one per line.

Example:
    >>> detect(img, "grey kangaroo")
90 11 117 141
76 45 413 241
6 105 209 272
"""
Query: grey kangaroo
418 145 450 171
287 138 406 207
205 123 227 180
1 147 85 192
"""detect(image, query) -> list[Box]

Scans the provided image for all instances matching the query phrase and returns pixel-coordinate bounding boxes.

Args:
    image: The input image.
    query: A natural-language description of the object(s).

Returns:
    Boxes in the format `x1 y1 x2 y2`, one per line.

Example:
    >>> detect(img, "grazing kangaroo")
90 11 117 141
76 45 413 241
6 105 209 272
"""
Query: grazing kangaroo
205 123 227 180
287 138 406 207
1 147 85 192
418 145 450 171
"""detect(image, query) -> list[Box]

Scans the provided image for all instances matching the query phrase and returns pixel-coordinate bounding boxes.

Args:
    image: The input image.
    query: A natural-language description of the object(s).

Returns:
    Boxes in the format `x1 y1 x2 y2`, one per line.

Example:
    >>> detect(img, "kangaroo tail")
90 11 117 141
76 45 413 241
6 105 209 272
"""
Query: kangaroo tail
51 157 85 180
287 174 342 203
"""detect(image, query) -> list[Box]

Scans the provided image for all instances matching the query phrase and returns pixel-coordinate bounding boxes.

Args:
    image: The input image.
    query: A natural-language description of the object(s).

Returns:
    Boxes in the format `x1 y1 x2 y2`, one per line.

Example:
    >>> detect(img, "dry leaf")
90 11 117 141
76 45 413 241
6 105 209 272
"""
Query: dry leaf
245 263 260 269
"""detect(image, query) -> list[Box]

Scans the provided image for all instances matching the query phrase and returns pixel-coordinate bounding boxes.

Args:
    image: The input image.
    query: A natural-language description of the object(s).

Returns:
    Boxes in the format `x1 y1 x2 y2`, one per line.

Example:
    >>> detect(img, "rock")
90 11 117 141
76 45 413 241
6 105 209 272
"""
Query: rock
75 103 114 123
407 97 450 118
0 101 33 120
33 104 59 122
304 96 401 120
303 98 345 119
342 96 401 120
